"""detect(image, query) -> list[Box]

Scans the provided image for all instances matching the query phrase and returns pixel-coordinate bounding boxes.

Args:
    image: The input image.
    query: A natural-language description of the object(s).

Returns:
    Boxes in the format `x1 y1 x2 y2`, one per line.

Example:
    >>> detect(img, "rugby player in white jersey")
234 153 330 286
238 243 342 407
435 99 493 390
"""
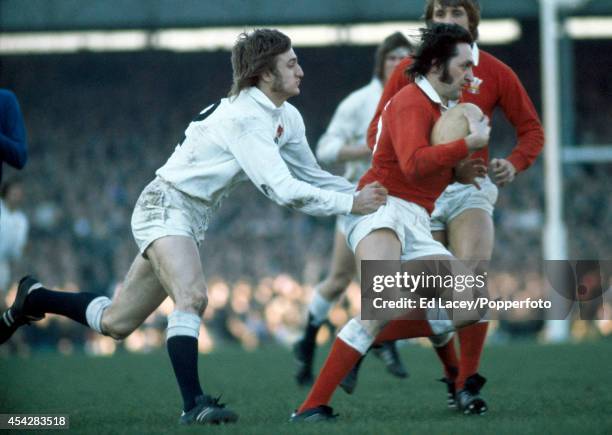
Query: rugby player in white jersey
0 29 387 426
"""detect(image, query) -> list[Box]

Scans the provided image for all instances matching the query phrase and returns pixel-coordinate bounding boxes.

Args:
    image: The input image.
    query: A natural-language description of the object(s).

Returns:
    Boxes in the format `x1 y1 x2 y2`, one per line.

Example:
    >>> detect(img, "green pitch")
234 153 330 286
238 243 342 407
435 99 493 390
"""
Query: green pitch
1 340 611 434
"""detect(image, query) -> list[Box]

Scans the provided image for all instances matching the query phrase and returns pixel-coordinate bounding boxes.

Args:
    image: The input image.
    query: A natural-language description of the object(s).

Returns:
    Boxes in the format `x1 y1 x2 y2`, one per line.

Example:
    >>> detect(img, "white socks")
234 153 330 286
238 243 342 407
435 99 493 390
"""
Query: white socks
167 310 201 339
85 296 112 334
337 319 374 355
308 291 332 326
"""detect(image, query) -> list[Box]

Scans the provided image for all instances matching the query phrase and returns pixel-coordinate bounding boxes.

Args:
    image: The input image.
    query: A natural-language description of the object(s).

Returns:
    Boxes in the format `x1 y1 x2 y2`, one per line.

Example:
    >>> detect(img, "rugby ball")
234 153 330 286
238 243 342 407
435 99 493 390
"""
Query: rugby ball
430 103 483 145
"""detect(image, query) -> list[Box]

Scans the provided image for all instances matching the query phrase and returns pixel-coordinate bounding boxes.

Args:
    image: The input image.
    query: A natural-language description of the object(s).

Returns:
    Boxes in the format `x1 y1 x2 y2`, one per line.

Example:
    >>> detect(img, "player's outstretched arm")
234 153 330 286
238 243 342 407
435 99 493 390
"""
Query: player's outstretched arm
229 129 354 217
281 134 356 194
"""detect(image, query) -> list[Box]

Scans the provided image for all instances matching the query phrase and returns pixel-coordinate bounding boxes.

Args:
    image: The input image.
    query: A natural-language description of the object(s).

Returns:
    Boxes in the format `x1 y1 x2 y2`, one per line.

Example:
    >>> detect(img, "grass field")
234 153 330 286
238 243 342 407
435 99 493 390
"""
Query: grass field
1 340 611 434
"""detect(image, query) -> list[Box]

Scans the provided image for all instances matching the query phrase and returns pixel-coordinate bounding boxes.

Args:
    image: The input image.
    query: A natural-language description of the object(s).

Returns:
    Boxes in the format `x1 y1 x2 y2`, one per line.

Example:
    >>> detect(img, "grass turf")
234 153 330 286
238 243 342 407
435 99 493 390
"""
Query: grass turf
1 340 611 434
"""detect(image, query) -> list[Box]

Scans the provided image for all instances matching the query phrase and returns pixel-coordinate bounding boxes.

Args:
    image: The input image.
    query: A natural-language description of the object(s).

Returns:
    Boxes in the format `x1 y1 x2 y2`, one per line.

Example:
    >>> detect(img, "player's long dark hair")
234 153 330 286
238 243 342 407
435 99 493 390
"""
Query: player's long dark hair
229 29 292 97
406 23 472 82
424 0 481 41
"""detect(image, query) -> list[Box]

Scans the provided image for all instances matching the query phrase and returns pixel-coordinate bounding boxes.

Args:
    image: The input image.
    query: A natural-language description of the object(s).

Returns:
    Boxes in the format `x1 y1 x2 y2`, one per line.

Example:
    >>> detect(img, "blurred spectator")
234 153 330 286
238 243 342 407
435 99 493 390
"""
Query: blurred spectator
0 179 29 297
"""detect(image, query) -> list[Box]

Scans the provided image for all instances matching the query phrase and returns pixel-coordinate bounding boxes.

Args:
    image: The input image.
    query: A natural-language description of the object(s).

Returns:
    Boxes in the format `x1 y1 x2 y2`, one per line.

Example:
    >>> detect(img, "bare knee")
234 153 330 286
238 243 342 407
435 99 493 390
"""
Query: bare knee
101 312 139 340
448 211 494 261
174 280 208 315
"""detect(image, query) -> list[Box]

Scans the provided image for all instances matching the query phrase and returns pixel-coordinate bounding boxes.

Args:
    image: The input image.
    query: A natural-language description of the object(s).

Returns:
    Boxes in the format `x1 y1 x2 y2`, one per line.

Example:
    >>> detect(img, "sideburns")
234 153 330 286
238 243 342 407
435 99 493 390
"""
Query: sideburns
439 61 453 84
270 68 283 93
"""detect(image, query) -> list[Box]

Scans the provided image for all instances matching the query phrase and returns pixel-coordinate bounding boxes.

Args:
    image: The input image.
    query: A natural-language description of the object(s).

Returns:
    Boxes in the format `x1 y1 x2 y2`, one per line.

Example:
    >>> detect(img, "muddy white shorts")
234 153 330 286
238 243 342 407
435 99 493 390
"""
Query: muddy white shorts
131 177 213 255
345 195 451 261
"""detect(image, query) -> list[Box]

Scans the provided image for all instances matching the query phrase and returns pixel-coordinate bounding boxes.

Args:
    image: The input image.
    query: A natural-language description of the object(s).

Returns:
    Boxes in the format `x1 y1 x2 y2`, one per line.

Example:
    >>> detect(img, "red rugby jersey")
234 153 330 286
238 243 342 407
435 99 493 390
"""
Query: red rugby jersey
358 79 468 214
367 47 544 172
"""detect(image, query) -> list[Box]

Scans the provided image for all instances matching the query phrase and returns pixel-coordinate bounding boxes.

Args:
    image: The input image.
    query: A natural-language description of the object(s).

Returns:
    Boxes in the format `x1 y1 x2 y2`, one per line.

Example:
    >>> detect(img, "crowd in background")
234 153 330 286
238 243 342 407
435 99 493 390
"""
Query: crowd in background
0 39 610 355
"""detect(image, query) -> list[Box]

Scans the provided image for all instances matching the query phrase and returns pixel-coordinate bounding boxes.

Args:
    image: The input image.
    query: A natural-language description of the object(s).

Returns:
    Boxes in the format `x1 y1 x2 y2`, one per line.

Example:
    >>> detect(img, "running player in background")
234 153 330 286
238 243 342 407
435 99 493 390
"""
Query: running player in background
362 0 544 415
294 32 413 386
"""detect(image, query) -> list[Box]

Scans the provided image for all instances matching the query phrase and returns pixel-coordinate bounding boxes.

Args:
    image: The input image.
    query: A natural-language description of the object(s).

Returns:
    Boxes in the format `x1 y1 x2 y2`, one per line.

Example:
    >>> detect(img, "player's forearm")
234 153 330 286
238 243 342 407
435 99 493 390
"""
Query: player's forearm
291 161 355 194
236 131 354 216
336 144 371 162
271 175 354 216
499 70 545 172
400 140 469 179
506 125 545 172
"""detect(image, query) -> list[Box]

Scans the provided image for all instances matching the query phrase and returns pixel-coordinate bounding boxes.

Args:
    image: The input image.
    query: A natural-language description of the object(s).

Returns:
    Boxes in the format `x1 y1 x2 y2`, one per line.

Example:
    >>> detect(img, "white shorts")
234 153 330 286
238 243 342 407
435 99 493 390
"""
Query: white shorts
131 177 213 254
430 176 498 232
345 196 451 261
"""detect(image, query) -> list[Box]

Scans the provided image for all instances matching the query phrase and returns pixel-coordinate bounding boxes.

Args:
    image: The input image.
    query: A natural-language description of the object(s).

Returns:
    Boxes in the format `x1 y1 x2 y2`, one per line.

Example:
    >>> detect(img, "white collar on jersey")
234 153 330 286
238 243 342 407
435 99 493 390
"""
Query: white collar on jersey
472 42 480 66
245 86 285 114
415 76 459 111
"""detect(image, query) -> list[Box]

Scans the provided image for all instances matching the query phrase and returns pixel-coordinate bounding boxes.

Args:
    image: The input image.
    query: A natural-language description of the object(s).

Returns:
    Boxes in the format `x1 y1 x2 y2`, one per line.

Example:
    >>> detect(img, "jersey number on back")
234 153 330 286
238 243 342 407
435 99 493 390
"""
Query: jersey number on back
179 101 221 146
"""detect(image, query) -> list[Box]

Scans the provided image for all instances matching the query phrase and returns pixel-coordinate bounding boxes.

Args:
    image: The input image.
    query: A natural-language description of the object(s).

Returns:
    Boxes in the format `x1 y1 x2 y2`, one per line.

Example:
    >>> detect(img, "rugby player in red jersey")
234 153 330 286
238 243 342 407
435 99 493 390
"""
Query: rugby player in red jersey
292 23 492 422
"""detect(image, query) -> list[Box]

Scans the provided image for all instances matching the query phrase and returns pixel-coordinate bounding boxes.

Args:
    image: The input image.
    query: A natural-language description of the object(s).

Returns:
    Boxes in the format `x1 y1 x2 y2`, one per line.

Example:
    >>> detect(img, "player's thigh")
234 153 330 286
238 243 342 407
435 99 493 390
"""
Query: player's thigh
317 229 356 300
447 208 494 262
432 230 447 247
355 228 402 262
355 228 402 282
328 229 356 281
145 235 207 312
103 254 167 332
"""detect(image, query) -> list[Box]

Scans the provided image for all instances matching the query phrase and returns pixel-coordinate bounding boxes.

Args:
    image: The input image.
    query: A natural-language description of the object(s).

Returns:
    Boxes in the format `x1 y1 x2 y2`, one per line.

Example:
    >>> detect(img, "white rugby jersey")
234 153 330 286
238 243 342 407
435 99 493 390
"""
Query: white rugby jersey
156 86 355 216
316 78 382 183
0 200 28 289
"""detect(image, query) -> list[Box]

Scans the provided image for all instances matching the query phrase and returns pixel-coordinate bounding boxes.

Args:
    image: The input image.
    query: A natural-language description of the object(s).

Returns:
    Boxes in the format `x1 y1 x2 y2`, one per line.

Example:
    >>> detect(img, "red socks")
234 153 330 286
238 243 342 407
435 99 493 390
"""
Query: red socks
297 320 489 413
298 320 439 412
456 322 489 389
298 338 362 412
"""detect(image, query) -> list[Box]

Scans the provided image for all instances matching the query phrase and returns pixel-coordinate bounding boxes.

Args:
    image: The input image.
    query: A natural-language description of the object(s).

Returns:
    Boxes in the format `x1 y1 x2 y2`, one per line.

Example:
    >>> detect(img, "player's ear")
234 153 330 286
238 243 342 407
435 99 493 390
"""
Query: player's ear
430 59 443 75
260 68 275 84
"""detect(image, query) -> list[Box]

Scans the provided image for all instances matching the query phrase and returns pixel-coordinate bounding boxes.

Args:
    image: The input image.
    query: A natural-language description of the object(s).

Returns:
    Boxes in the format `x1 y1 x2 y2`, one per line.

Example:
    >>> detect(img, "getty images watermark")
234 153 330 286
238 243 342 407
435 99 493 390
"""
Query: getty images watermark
360 260 611 321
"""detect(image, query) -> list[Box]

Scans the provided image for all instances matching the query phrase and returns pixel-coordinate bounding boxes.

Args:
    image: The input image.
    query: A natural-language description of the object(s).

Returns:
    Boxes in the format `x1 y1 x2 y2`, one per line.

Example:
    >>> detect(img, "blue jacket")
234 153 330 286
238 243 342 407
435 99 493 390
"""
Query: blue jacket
0 89 28 182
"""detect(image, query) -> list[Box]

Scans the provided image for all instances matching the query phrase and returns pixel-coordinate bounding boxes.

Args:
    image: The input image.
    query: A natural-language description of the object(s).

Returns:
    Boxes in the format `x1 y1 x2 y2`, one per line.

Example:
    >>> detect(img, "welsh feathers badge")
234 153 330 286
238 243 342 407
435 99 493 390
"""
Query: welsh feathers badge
466 76 483 94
